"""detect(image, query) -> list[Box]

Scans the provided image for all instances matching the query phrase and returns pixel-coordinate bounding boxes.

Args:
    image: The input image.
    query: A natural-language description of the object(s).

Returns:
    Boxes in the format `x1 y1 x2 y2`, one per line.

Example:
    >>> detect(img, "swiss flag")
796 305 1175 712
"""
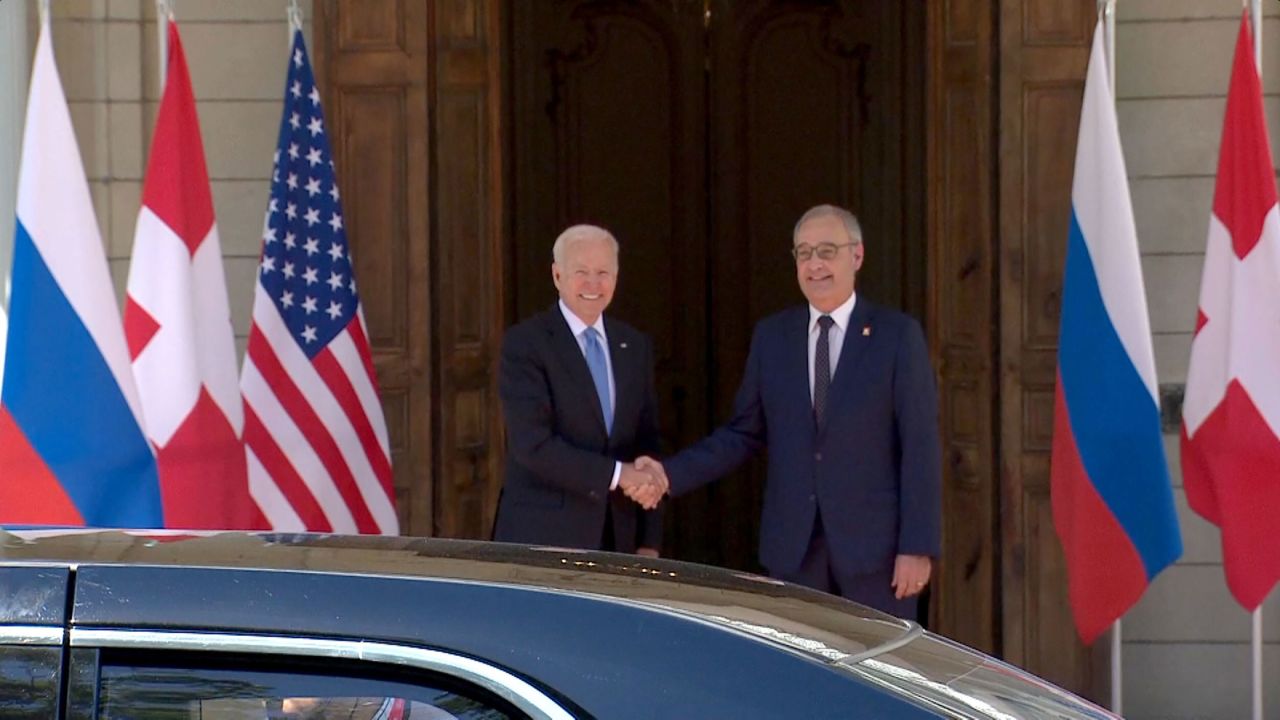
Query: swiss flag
124 19 266 529
1181 12 1280 611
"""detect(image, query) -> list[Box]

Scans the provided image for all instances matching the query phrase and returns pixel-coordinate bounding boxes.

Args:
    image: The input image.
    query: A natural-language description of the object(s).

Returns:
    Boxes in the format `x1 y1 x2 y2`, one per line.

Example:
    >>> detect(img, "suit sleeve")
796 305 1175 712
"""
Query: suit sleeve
894 318 943 557
665 325 768 496
636 335 664 550
499 326 615 500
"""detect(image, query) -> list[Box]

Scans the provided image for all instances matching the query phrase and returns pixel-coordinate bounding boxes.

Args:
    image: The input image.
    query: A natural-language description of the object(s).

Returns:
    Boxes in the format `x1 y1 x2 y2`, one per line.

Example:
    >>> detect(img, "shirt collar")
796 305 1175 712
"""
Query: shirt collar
559 299 607 340
809 291 857 335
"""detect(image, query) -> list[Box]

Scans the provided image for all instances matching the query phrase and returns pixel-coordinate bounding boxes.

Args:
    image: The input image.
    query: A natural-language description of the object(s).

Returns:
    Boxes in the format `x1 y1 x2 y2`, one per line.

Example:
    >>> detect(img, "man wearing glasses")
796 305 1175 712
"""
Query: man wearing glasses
637 204 941 618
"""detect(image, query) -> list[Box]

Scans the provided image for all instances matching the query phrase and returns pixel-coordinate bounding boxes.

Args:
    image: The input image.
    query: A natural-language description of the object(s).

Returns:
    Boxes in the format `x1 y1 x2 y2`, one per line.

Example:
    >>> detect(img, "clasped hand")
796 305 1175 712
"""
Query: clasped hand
618 455 668 509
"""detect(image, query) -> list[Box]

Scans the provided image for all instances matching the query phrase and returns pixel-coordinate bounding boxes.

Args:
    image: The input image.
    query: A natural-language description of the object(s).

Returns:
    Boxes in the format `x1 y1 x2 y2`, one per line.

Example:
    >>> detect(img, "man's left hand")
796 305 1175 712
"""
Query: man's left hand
891 554 932 599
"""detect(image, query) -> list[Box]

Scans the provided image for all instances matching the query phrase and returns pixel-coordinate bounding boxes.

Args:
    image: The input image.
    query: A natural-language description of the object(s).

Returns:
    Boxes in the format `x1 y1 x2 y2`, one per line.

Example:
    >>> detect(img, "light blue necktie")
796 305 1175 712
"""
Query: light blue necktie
583 327 613 434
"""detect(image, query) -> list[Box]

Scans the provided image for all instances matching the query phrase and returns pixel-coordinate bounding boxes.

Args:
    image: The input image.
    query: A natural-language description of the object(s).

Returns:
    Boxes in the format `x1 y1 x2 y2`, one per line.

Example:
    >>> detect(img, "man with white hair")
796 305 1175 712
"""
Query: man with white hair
493 224 665 555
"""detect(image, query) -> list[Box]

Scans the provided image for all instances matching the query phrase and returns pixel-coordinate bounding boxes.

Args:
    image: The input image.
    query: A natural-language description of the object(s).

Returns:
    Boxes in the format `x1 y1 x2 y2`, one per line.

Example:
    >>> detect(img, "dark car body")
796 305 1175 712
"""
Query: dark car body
0 530 1116 719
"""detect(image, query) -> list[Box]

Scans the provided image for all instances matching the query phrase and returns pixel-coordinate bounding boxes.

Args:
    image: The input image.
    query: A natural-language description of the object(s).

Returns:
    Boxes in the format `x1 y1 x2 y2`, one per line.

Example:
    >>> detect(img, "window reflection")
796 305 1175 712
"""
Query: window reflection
98 663 517 720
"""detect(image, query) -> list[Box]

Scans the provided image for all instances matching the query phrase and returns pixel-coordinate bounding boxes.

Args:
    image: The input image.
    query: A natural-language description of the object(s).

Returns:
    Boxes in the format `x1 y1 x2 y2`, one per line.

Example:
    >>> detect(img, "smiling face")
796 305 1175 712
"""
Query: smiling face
793 213 863 313
552 233 618 326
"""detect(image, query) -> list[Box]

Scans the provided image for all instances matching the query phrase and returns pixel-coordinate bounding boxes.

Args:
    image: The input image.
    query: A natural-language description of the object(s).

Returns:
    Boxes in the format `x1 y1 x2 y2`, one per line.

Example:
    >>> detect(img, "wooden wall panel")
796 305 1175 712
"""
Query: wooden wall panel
998 0 1098 700
433 0 506 540
316 0 431 535
928 0 999 656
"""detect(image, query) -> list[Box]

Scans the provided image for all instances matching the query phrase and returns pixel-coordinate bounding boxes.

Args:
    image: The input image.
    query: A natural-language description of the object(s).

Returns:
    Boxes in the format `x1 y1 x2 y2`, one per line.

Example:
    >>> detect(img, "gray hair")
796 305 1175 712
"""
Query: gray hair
552 224 620 265
793 204 863 245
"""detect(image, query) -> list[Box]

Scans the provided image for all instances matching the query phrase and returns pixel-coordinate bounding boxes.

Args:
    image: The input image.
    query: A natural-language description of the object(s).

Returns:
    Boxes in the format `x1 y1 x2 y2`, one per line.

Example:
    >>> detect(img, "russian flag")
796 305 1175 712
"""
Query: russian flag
1050 20 1183 645
0 19 162 528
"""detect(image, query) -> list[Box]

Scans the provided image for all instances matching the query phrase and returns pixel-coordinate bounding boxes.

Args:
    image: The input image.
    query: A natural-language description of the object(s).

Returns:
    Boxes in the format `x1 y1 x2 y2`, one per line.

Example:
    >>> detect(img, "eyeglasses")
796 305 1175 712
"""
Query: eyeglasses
791 242 856 262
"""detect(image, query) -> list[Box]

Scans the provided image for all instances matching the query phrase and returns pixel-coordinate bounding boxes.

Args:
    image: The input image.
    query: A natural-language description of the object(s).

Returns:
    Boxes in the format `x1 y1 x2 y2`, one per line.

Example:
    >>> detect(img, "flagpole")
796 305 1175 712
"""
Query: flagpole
38 0 49 24
288 0 303 42
1252 0 1262 74
155 0 170 89
1096 0 1123 714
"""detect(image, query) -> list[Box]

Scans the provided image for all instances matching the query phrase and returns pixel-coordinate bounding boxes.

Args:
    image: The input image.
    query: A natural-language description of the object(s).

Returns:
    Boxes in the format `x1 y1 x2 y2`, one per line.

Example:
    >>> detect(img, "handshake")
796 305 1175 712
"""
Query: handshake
618 456 667 510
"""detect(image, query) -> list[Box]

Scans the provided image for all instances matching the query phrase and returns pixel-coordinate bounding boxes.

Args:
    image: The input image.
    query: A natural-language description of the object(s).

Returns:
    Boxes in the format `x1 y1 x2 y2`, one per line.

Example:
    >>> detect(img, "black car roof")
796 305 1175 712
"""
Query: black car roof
0 529 913 664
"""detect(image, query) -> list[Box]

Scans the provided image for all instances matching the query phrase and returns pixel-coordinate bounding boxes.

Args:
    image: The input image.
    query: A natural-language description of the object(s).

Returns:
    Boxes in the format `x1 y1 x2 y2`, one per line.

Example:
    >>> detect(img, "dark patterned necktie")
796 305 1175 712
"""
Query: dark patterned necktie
814 315 834 426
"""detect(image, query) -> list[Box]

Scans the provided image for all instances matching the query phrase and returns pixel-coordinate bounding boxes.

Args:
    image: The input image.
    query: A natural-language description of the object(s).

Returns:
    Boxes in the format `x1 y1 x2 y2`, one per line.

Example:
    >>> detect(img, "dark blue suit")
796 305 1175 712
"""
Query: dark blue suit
665 299 941 614
494 305 663 553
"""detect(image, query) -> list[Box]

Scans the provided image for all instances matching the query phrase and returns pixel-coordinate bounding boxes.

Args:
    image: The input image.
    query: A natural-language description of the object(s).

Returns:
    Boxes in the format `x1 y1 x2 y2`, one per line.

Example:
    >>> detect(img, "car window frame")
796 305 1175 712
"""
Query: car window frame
68 628 578 720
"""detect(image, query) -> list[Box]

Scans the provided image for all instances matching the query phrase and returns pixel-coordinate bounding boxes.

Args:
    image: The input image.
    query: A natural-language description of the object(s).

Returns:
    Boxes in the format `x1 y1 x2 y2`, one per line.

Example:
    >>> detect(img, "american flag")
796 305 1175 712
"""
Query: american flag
240 29 398 534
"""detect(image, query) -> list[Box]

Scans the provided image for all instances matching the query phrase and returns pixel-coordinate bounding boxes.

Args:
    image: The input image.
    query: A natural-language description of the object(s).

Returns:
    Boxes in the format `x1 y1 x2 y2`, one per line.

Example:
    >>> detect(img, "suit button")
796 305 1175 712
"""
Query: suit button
815 452 822 461
808 494 816 502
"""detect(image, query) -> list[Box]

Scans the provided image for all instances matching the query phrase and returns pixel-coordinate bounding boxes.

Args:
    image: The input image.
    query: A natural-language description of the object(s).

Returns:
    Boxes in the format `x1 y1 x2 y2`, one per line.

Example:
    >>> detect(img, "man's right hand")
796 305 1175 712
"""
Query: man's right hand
619 460 667 509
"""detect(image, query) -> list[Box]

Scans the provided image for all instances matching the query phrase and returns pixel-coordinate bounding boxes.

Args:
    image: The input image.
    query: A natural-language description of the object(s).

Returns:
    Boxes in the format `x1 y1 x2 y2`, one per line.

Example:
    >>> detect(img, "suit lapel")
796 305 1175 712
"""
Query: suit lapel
784 307 815 430
820 298 875 437
604 317 634 443
544 305 608 434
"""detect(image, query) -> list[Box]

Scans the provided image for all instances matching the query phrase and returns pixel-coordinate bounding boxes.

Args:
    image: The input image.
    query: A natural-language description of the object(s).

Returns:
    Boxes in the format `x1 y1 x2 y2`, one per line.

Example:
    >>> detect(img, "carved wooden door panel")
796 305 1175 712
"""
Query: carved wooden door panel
510 0 714 558
997 0 1100 700
706 0 926 571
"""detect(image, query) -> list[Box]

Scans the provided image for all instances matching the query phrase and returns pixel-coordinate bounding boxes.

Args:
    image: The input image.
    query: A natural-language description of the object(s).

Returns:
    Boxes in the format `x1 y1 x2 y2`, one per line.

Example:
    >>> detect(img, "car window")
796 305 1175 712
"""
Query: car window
0 645 61 719
95 661 523 720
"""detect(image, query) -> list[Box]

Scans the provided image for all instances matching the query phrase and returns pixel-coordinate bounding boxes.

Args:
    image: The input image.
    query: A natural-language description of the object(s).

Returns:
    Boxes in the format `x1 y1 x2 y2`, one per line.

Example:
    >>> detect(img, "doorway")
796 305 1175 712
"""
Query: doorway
509 0 927 572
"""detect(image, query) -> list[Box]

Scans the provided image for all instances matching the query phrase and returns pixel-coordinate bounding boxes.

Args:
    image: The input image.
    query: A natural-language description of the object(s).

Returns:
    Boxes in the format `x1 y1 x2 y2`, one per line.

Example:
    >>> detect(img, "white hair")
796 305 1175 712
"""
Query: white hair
552 224 620 265
793 204 863 245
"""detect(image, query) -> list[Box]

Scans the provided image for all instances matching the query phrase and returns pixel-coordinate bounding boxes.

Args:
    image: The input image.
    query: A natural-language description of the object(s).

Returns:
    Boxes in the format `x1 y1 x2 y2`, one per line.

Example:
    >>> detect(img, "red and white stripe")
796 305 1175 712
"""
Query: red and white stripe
124 20 264 530
241 292 396 534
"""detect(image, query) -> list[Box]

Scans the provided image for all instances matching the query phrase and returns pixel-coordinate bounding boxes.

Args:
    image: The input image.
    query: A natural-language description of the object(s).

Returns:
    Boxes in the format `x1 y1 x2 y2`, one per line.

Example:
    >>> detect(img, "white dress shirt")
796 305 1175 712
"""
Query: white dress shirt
559 300 622 489
808 292 857 404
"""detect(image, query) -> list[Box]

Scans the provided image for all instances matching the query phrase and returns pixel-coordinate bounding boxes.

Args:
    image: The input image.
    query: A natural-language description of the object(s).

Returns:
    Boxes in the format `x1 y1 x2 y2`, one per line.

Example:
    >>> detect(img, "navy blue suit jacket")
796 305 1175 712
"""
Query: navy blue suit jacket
494 305 663 552
665 299 941 578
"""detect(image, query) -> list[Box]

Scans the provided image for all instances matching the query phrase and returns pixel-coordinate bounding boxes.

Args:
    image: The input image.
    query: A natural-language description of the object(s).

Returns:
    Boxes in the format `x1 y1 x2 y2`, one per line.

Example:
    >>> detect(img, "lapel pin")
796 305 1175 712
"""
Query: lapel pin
620 342 628 349
862 326 871 337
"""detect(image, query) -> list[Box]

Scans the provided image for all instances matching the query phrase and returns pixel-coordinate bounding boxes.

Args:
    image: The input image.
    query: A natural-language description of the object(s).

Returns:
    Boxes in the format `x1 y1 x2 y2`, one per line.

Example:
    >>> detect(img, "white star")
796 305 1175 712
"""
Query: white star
349 277 357 293
273 149 280 164
260 255 277 274
309 86 321 105
287 173 299 190
293 50 303 68
285 203 297 221
288 142 300 160
306 147 323 167
303 267 319 285
289 112 301 130
304 208 321 227
282 262 296 280
329 183 340 201
308 116 323 137
326 300 344 320
302 297 318 314
291 78 302 95
284 232 297 249
304 238 320 256
327 243 344 262
328 213 343 233
302 325 318 343
328 271 344 291
263 227 277 244
273 168 279 183
305 177 322 197
268 198 279 215
280 290 294 308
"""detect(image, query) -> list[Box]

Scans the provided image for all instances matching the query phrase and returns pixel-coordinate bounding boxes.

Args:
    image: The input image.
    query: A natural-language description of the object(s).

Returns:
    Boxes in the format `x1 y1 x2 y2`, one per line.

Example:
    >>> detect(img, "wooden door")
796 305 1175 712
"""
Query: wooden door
509 0 714 558
511 0 925 571
706 0 926 571
997 0 1102 700
315 0 507 539
314 1 434 534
